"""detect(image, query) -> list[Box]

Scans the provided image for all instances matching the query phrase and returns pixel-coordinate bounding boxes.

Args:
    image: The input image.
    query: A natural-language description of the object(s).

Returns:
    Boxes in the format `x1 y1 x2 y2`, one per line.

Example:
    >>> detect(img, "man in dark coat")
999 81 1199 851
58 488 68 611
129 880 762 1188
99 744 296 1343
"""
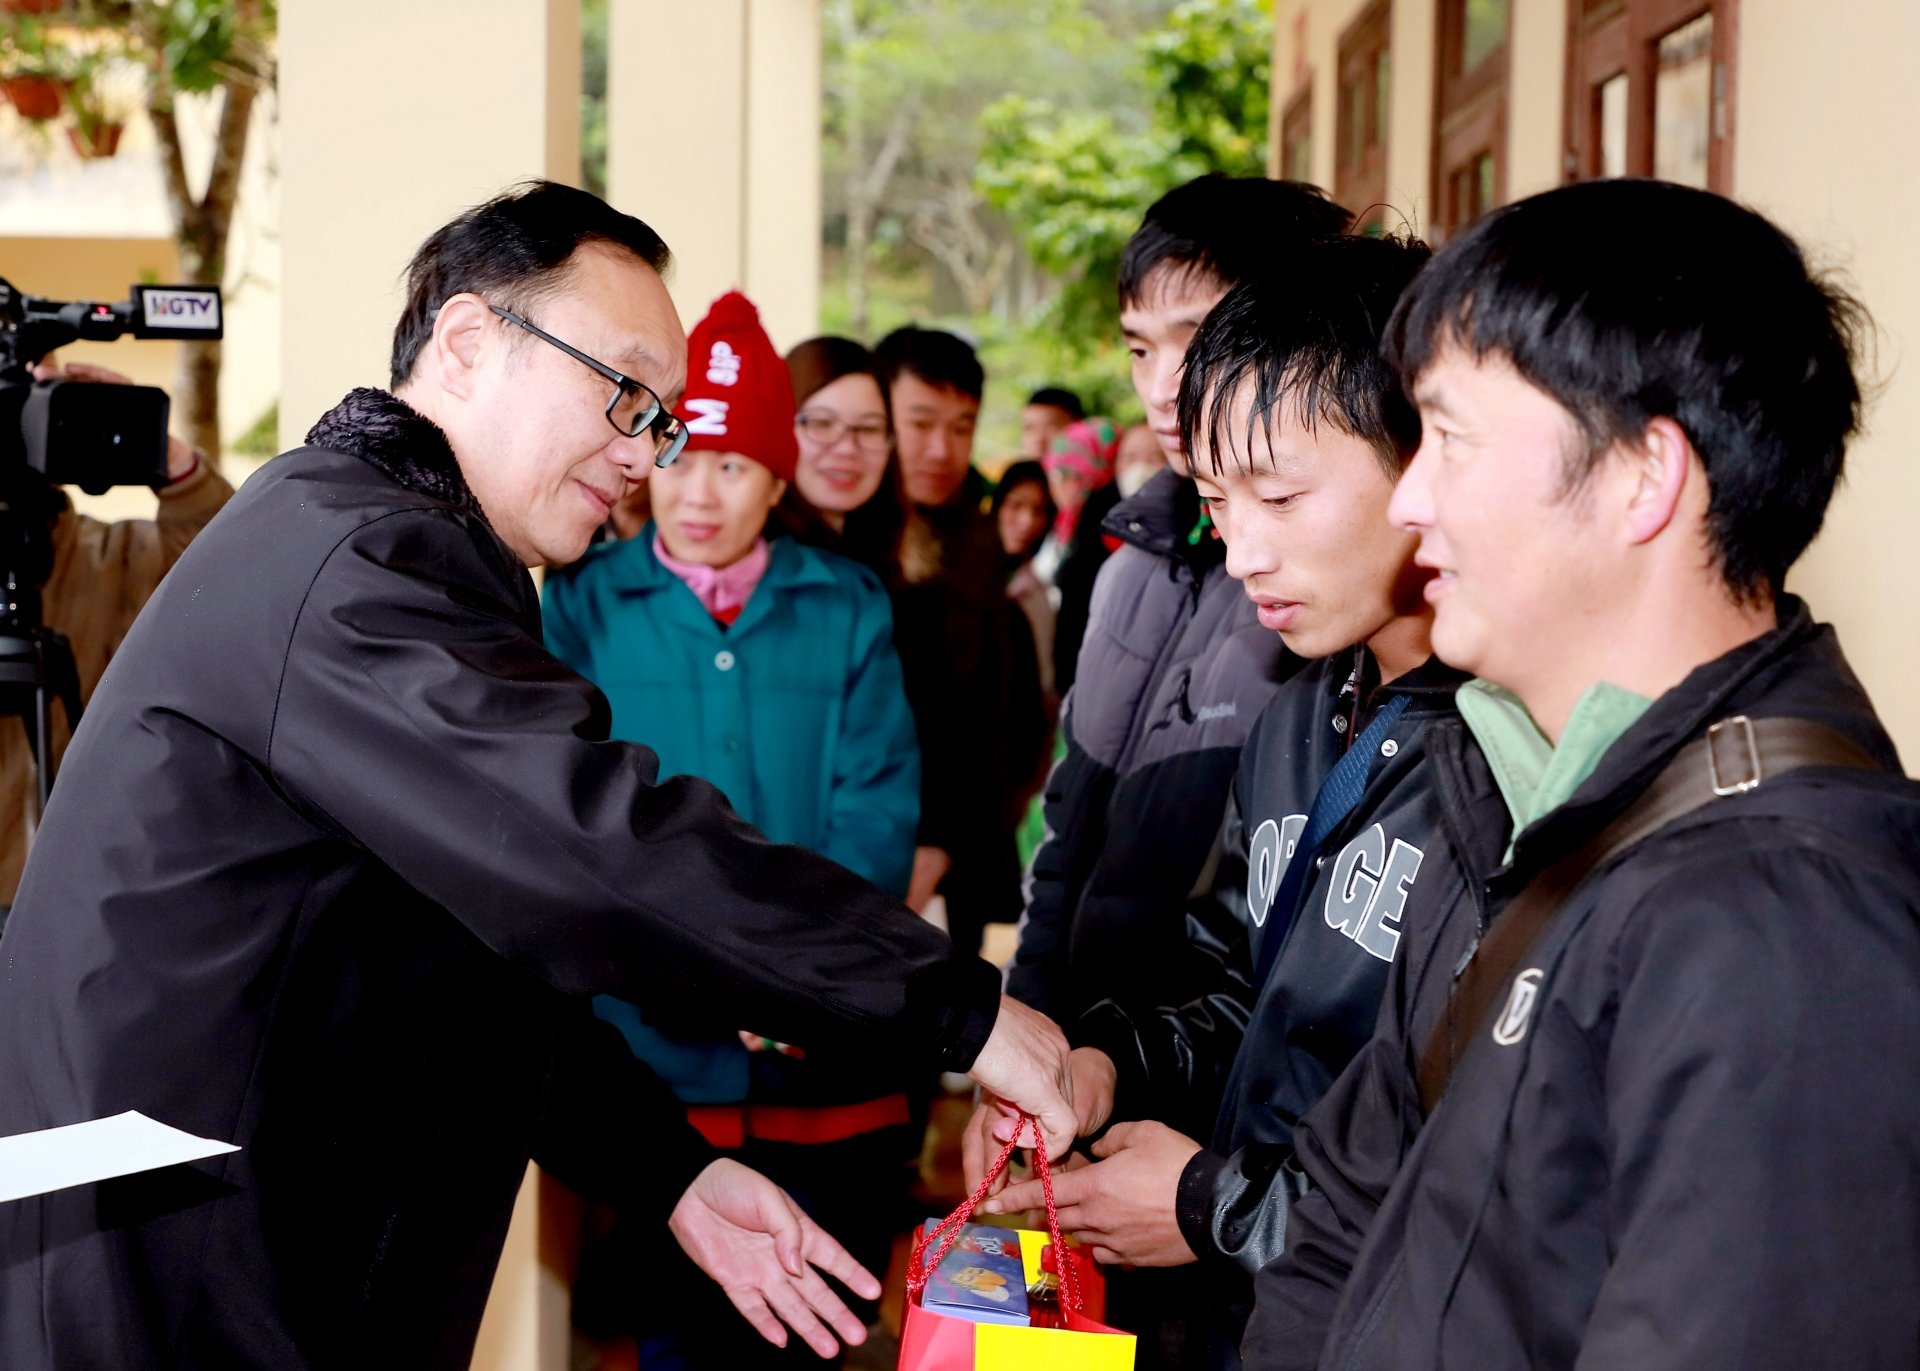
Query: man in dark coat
874 326 1047 955
1246 182 1920 1370
0 181 1073 1370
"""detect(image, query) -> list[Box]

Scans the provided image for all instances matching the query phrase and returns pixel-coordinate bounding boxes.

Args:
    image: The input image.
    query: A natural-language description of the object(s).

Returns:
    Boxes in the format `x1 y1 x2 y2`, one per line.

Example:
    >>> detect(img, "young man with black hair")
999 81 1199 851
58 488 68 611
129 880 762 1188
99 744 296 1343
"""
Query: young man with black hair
1003 174 1352 1030
985 235 1445 1370
978 174 1350 1370
1246 180 1920 1371
1022 385 1085 459
872 325 1047 951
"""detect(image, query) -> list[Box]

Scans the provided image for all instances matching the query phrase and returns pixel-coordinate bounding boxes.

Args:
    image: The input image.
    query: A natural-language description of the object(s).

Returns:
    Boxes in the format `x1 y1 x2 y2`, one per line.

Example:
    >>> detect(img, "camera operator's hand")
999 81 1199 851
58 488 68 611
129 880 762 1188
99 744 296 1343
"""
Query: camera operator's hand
29 359 202 482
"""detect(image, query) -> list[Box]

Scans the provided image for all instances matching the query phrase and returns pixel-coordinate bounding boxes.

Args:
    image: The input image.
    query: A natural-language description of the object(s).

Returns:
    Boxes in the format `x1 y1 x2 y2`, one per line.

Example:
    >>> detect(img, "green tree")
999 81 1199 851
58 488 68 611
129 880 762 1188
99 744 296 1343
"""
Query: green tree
977 0 1272 347
822 0 1153 334
9 0 278 459
581 0 607 198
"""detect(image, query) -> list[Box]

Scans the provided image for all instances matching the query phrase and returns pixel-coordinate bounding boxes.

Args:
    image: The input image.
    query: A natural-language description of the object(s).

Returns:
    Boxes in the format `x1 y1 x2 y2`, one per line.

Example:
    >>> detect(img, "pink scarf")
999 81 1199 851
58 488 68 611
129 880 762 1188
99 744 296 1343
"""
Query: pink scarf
1042 418 1119 543
653 532 771 625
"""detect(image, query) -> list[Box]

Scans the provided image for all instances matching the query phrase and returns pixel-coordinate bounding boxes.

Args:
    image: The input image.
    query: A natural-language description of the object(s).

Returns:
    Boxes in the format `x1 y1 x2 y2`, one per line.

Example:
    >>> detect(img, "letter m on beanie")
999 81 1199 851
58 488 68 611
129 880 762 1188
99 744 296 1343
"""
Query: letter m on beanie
678 291 798 482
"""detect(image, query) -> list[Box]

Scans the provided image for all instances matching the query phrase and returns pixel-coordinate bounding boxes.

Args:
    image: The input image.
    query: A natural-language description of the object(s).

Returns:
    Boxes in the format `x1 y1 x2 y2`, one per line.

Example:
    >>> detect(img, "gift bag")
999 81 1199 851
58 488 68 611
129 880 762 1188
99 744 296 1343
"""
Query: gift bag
898 1115 1135 1371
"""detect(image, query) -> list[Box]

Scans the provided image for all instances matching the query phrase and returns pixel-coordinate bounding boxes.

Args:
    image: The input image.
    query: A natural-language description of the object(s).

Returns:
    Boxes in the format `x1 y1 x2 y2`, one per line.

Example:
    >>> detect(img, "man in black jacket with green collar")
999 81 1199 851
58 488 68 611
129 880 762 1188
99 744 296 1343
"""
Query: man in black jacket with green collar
1246 181 1920 1371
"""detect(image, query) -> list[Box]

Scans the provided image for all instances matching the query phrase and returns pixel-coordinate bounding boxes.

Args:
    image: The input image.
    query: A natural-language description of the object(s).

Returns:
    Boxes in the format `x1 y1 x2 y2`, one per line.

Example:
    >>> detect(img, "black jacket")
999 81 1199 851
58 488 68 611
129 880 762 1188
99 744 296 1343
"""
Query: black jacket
1245 603 1920 1371
0 389 999 1371
1052 482 1122 695
1007 469 1300 1022
1076 651 1463 1362
902 469 1048 930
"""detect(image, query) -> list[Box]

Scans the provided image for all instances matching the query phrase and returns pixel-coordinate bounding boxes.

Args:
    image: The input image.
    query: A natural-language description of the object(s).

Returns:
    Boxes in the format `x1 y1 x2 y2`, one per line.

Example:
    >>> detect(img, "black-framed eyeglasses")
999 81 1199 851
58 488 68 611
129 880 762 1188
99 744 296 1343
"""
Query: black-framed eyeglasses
795 411 891 453
490 305 688 467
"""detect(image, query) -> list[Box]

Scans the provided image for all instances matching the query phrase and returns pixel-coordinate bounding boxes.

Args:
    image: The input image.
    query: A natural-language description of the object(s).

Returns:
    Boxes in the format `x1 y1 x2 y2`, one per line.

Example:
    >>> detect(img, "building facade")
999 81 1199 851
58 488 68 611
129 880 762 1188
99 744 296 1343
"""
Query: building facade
1270 0 1920 760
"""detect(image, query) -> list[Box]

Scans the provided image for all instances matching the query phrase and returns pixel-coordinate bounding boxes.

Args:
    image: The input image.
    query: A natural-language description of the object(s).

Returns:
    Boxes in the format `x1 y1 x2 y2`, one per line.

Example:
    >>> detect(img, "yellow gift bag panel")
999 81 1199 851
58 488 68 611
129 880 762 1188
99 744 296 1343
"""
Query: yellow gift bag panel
975 1320 1137 1371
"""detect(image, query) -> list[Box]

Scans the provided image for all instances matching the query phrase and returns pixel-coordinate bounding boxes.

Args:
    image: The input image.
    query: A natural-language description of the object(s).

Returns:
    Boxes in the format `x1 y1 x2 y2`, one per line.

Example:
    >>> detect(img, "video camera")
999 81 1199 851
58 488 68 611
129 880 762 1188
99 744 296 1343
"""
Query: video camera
0 278 223 493
0 278 224 819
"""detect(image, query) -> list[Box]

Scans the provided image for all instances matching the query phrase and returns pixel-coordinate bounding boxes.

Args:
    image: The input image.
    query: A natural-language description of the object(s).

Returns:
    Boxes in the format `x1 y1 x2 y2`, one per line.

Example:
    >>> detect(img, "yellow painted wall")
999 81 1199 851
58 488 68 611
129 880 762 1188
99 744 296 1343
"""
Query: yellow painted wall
1505 0 1567 201
1737 0 1920 761
277 0 582 449
609 0 822 350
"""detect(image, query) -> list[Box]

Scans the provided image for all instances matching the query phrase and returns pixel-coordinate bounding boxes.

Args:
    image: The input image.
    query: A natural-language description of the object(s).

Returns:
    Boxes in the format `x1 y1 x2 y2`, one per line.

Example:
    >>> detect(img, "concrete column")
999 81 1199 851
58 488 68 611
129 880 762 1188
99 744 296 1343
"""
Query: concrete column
278 0 582 448
608 0 821 350
280 13 585 1370
1506 0 1568 202
1382 1 1437 234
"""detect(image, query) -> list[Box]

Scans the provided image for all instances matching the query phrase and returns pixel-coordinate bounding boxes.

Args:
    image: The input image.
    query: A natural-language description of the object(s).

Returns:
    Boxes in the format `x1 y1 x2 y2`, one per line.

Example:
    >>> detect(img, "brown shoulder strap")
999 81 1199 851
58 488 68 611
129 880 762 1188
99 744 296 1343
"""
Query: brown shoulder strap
1414 716 1877 1115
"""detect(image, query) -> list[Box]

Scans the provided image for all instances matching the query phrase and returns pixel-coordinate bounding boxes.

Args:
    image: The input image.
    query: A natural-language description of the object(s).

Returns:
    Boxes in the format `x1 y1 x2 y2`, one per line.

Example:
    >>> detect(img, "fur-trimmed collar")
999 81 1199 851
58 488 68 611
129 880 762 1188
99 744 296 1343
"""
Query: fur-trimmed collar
305 387 482 515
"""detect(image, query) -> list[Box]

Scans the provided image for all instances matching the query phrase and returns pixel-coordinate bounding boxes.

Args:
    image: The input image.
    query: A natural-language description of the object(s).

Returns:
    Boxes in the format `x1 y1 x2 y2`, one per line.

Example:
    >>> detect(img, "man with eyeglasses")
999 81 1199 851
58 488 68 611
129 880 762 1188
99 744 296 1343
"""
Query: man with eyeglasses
0 181 1075 1371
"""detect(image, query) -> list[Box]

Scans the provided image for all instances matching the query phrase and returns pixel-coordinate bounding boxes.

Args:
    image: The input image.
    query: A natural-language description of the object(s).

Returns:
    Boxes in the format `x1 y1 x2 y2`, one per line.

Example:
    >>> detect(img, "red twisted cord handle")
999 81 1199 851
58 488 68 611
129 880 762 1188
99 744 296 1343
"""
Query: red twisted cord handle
906 1112 1082 1315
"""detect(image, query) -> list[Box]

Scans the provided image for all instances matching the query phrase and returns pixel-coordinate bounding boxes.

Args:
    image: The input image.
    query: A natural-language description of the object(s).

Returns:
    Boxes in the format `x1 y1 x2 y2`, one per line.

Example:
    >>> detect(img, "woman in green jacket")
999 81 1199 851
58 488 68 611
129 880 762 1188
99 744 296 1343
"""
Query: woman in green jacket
542 292 921 1369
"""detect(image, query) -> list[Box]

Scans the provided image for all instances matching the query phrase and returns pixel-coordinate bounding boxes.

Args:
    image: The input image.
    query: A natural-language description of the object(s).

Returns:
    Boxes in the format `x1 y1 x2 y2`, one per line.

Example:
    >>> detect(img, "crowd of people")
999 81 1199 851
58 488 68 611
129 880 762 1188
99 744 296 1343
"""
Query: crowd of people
0 163 1915 1371
534 168 1920 1371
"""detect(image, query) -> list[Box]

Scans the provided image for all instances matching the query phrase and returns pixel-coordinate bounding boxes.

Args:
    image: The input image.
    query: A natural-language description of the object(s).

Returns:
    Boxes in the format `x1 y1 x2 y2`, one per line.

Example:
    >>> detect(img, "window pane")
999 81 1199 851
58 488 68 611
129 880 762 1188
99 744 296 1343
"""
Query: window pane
1598 72 1628 178
1288 134 1313 182
1654 12 1713 188
1475 151 1494 216
1283 91 1313 183
1342 75 1366 167
1461 0 1509 73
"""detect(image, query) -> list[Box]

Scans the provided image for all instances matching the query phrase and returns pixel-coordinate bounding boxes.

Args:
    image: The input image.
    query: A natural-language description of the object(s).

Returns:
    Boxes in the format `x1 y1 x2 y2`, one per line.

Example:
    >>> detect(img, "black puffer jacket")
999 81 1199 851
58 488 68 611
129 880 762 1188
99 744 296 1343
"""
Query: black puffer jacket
1245 602 1920 1371
1007 468 1300 1022
1075 650 1464 1365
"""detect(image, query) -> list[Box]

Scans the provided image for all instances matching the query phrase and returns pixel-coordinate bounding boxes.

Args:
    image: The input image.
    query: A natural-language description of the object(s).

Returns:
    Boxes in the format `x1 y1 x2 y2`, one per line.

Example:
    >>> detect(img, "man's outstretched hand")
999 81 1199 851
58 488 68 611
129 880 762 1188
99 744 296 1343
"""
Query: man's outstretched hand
669 1158 881 1358
965 994 1077 1160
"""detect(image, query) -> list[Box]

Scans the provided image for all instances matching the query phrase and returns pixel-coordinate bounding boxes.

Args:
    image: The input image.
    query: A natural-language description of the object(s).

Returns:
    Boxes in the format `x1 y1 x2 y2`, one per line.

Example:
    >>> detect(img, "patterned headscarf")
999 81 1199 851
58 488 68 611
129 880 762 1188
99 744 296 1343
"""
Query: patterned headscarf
1041 418 1119 541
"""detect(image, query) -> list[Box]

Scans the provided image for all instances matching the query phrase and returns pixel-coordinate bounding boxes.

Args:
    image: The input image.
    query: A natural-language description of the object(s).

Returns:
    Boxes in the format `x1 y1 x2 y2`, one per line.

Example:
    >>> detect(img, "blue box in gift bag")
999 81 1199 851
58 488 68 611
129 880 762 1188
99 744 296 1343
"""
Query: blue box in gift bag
916 1221 1030 1328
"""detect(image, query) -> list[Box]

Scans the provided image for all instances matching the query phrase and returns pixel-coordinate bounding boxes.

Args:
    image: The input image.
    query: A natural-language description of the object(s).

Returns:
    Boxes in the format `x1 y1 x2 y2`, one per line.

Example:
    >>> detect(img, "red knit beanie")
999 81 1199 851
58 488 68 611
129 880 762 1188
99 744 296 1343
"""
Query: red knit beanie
679 290 798 483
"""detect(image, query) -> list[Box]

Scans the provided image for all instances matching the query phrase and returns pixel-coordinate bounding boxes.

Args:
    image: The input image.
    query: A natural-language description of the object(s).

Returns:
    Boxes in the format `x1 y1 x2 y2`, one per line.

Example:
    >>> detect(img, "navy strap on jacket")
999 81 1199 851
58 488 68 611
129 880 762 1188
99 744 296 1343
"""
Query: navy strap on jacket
1211 691 1413 1152
1249 692 1412 994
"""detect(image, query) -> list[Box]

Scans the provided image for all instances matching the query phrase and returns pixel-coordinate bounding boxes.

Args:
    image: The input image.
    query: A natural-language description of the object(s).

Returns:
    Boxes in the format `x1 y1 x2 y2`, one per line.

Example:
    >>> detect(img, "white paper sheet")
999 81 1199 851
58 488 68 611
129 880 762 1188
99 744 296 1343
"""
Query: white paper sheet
0 1110 239 1203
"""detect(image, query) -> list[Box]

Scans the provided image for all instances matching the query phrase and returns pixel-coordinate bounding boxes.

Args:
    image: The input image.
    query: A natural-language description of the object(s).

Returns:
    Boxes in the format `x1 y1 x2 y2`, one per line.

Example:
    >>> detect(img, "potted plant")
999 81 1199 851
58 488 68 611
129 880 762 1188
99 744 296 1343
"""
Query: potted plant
0 16 65 120
61 40 136 156
1 2 66 16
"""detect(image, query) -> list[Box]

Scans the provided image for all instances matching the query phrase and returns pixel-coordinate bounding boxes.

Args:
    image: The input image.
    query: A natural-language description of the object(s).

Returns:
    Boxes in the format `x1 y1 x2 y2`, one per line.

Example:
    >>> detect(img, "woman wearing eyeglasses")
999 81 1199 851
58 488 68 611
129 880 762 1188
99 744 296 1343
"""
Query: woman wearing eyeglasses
542 295 922 1369
778 335 936 589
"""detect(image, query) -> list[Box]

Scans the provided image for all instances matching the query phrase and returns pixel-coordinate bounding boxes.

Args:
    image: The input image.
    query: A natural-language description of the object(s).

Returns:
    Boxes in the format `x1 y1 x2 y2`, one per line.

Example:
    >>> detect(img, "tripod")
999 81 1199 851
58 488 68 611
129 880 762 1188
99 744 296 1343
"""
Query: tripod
0 500 82 923
0 624 81 831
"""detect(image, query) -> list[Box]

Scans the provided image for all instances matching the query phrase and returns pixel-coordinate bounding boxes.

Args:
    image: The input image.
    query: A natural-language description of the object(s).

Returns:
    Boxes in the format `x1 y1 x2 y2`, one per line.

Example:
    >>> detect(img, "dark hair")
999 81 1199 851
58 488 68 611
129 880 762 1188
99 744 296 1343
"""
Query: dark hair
788 335 885 413
1386 179 1866 599
776 335 912 585
1119 174 1354 309
873 326 984 403
390 180 671 387
1179 234 1431 478
991 460 1057 565
1025 387 1084 419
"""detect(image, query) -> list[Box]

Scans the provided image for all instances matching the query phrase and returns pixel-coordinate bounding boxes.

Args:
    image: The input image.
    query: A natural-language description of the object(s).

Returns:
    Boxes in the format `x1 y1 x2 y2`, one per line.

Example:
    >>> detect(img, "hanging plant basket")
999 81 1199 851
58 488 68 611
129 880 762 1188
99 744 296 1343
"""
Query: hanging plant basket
65 117 119 157
1 72 63 120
